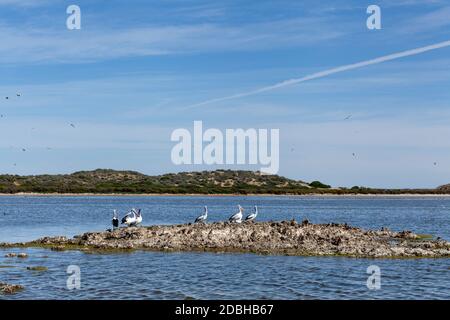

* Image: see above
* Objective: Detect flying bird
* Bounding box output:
[70,123,75,128]
[344,115,352,120]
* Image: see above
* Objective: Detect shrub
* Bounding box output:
[309,181,331,189]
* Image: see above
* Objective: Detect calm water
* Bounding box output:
[0,195,449,300]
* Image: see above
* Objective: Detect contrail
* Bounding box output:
[187,40,450,109]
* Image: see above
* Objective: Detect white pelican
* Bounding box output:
[229,205,243,223]
[134,209,143,225]
[195,206,208,223]
[245,206,258,222]
[121,209,137,226]
[112,210,119,229]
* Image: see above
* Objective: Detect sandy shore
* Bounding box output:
[2,221,449,258]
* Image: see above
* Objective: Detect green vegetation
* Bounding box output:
[309,181,331,189]
[0,169,445,195]
[416,234,434,240]
[26,266,48,271]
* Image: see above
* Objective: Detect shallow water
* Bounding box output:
[0,195,449,300]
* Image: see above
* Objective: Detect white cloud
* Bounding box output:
[0,16,346,64]
[400,6,450,33]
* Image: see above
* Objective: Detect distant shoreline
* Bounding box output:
[2,169,448,197]
[1,192,450,197]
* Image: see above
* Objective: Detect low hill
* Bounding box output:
[436,184,450,193]
[0,169,445,195]
[0,169,311,194]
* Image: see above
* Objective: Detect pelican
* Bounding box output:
[133,208,143,225]
[112,210,119,229]
[229,205,243,223]
[195,206,208,223]
[245,206,258,222]
[121,209,137,226]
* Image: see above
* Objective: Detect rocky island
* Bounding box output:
[2,221,449,258]
[0,282,24,295]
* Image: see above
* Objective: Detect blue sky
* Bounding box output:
[1,0,450,188]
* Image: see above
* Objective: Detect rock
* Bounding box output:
[51,245,66,251]
[5,252,28,258]
[0,221,449,258]
[36,236,67,244]
[26,266,48,271]
[0,282,24,295]
[331,237,342,246]
[4,253,17,258]
[396,230,418,240]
